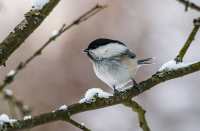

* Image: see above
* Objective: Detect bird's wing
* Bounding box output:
[110,49,136,62]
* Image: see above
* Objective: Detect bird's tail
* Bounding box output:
[137,57,154,65]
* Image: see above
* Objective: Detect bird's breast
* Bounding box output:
[120,56,139,77]
[92,59,132,89]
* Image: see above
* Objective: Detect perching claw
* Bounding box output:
[113,85,120,95]
[131,78,142,93]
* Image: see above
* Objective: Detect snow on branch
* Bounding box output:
[0,4,106,131]
[58,105,68,111]
[32,0,49,10]
[0,114,10,125]
[175,17,200,63]
[0,114,16,131]
[158,17,200,73]
[0,57,200,131]
[1,1,200,131]
[79,88,112,103]
[0,4,106,93]
[0,5,106,122]
[0,0,61,66]
[2,57,200,131]
[158,60,192,71]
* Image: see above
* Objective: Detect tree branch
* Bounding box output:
[177,0,200,12]
[0,4,106,92]
[175,18,200,62]
[3,90,31,117]
[0,0,61,66]
[123,100,150,131]
[68,118,91,131]
[1,14,200,131]
[1,2,200,131]
[0,5,105,130]
[1,60,200,131]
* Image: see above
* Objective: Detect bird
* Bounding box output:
[83,38,152,93]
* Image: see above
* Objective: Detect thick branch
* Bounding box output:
[175,18,200,62]
[123,100,150,131]
[0,0,61,66]
[177,0,200,12]
[2,60,200,131]
[0,4,106,91]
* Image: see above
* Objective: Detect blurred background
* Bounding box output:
[0,0,200,131]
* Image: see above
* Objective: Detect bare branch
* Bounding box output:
[175,17,200,62]
[68,118,91,131]
[0,0,61,66]
[3,89,31,117]
[177,0,200,12]
[123,100,150,131]
[0,4,106,92]
[0,5,105,130]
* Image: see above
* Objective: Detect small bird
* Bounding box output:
[84,38,152,93]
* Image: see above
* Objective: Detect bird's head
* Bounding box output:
[84,38,128,60]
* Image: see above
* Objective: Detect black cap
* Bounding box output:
[86,38,126,50]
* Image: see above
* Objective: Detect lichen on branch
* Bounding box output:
[0,0,61,66]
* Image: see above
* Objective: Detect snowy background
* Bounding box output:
[0,0,200,131]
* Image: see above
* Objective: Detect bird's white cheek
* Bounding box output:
[91,49,107,58]
[91,43,127,58]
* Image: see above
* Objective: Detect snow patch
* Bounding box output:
[3,89,13,97]
[7,70,16,77]
[0,114,10,125]
[79,88,112,103]
[159,60,191,71]
[51,30,59,37]
[23,115,32,120]
[0,114,16,126]
[9,119,17,123]
[32,0,49,10]
[59,105,68,110]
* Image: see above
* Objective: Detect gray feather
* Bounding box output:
[137,58,153,65]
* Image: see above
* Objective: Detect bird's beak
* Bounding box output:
[83,49,89,53]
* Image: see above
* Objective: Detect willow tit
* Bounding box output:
[84,38,152,93]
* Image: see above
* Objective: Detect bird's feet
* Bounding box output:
[131,78,142,93]
[113,86,120,95]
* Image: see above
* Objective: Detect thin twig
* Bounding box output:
[0,4,106,92]
[123,100,150,131]
[177,0,200,12]
[3,89,31,117]
[0,5,105,130]
[7,99,17,118]
[68,118,91,131]
[175,17,200,63]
